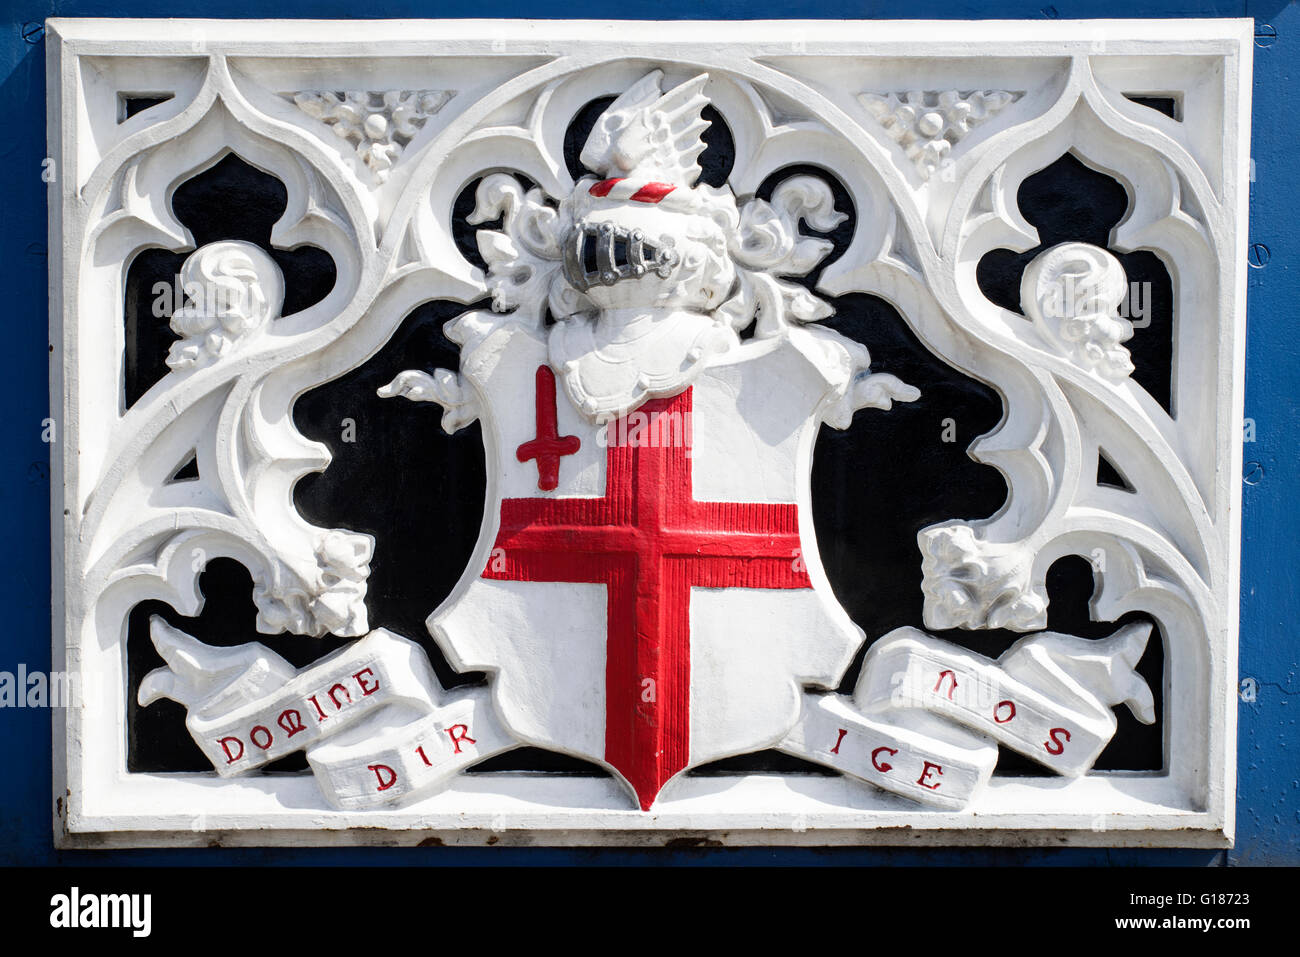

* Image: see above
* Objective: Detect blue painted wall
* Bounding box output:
[1,0,1293,867]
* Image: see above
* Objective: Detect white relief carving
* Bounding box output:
[859,90,1020,178]
[781,621,1157,806]
[377,368,480,432]
[469,173,571,321]
[139,617,512,807]
[165,241,281,371]
[254,529,373,638]
[290,89,455,182]
[416,74,918,426]
[579,70,710,183]
[364,70,1148,815]
[1022,241,1135,381]
[919,524,1048,631]
[64,52,379,656]
[47,19,1251,847]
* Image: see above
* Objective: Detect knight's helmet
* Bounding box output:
[559,71,740,315]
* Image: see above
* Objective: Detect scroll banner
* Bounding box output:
[138,618,513,810]
[141,617,1154,811]
[780,624,1156,809]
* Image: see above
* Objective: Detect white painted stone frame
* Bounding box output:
[47,18,1252,848]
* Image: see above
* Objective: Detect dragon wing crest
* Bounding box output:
[579,70,710,185]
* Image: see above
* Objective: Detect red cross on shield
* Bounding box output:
[428,328,863,811]
[483,371,811,809]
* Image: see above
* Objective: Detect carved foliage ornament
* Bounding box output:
[47,19,1251,846]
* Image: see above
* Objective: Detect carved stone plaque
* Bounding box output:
[47,18,1252,846]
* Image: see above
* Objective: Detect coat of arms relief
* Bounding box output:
[49,20,1250,844]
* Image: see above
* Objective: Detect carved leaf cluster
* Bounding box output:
[860,90,1018,179]
[919,525,1048,631]
[253,530,373,637]
[469,173,573,320]
[719,176,846,337]
[292,89,455,182]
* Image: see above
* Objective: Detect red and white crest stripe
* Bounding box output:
[588,178,677,203]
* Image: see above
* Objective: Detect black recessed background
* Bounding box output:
[126,99,1164,778]
[168,453,200,483]
[120,94,174,122]
[292,300,490,693]
[1097,450,1135,491]
[1124,95,1180,121]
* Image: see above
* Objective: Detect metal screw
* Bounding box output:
[1248,243,1270,268]
[1243,461,1264,486]
[21,22,44,43]
[1255,24,1277,48]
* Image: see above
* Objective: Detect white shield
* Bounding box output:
[430,318,867,808]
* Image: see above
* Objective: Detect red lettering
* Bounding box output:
[369,764,397,791]
[871,746,898,773]
[446,724,476,754]
[933,670,958,700]
[415,745,432,767]
[916,761,944,790]
[249,725,274,750]
[994,700,1017,724]
[328,682,352,709]
[353,668,380,696]
[308,694,327,722]
[1044,727,1071,755]
[277,709,307,737]
[218,736,244,764]
[830,728,848,755]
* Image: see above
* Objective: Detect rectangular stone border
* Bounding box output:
[47,17,1252,848]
